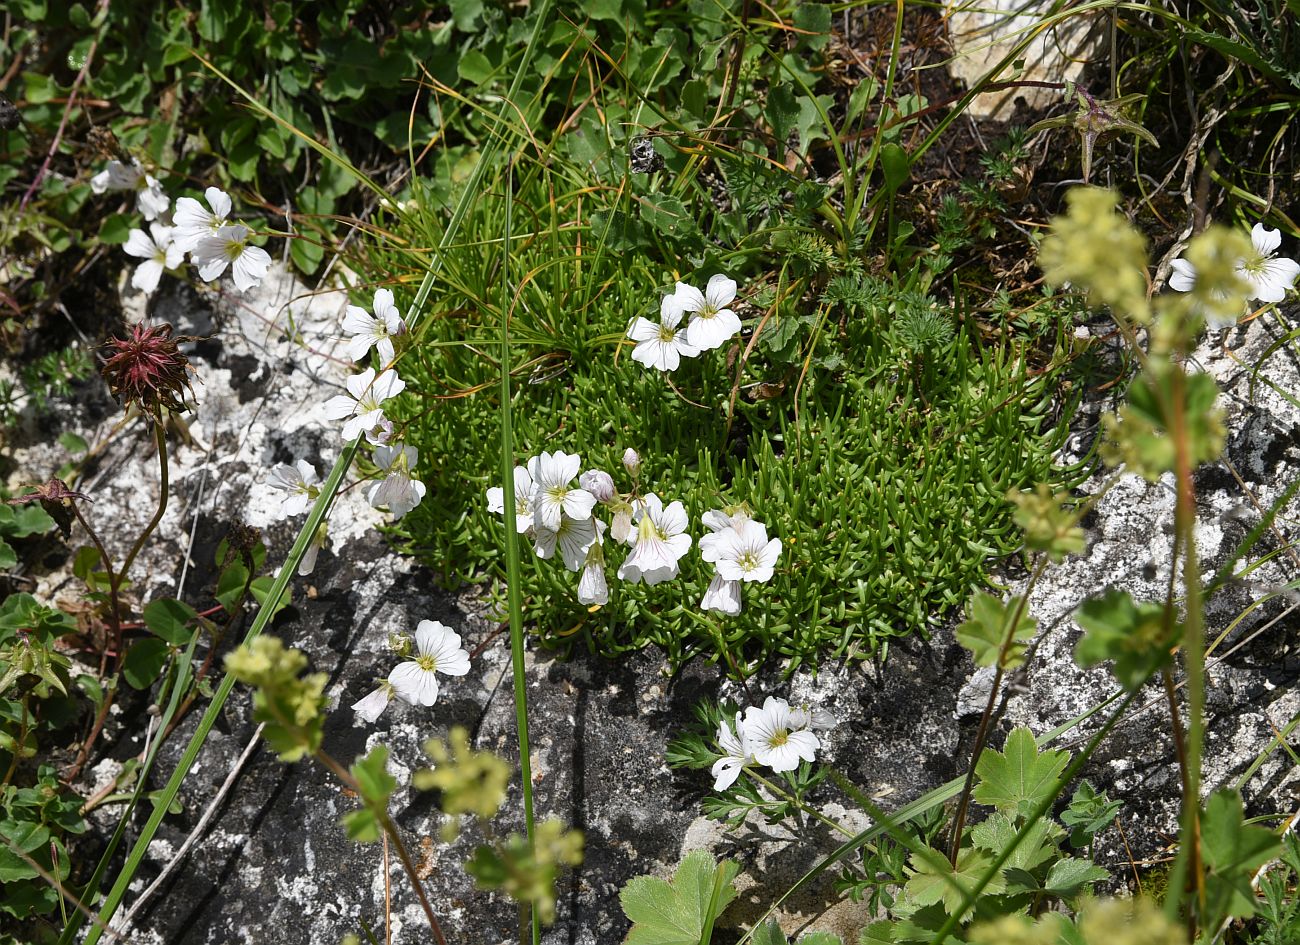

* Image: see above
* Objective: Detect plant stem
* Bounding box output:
[317,751,447,945]
[948,556,1047,864]
[747,771,860,841]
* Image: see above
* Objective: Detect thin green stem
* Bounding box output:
[498,157,539,945]
[119,422,170,581]
[746,771,859,841]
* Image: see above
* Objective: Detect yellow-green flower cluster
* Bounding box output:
[1039,187,1150,323]
[1007,484,1085,563]
[224,636,328,762]
[414,725,512,820]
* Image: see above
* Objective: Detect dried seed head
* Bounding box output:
[100,322,196,418]
[8,478,89,539]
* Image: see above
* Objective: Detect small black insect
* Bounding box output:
[0,93,21,131]
[628,135,663,174]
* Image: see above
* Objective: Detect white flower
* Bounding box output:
[628,293,700,372]
[365,443,426,519]
[90,160,168,220]
[528,451,596,532]
[386,620,471,707]
[621,448,641,476]
[743,696,820,773]
[579,469,615,503]
[534,514,598,571]
[267,459,320,517]
[173,186,232,253]
[789,703,838,732]
[343,288,406,365]
[487,465,536,535]
[352,681,395,723]
[617,492,692,585]
[1168,223,1300,312]
[709,519,781,583]
[298,521,328,576]
[1239,223,1300,303]
[192,224,272,292]
[700,574,741,615]
[123,223,184,295]
[711,713,752,790]
[322,367,405,441]
[675,274,742,351]
[577,519,609,605]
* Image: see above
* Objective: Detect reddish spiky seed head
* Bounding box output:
[100,322,195,417]
[8,478,90,539]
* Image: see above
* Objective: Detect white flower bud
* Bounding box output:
[621,448,641,476]
[579,469,616,503]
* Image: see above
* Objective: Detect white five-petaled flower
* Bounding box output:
[91,160,169,220]
[352,680,396,723]
[192,224,272,293]
[700,574,742,615]
[673,274,742,351]
[528,451,596,532]
[486,465,536,535]
[365,443,426,519]
[322,367,405,441]
[711,713,753,790]
[628,293,701,372]
[743,696,821,773]
[533,514,598,571]
[707,518,782,583]
[123,223,184,295]
[386,620,471,707]
[267,459,320,517]
[617,492,692,585]
[1169,223,1300,313]
[577,521,609,605]
[173,186,233,253]
[343,288,406,365]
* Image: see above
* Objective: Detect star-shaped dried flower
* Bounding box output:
[100,322,197,419]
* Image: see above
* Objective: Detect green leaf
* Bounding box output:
[955,592,1036,669]
[640,193,699,240]
[858,922,894,945]
[904,846,1004,917]
[972,726,1069,818]
[0,540,15,571]
[123,638,169,690]
[1043,857,1109,898]
[58,431,89,455]
[621,849,740,945]
[970,812,1060,871]
[340,808,382,843]
[142,598,197,645]
[798,935,843,945]
[290,237,325,276]
[881,143,910,196]
[1060,780,1121,848]
[792,4,831,50]
[751,919,788,945]
[97,213,133,244]
[1201,789,1281,921]
[457,51,494,85]
[1073,589,1174,690]
[351,745,398,808]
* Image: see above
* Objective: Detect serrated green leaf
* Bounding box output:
[970,811,1060,871]
[751,919,788,945]
[1060,780,1121,848]
[1073,589,1174,690]
[621,849,739,945]
[640,193,698,240]
[955,592,1036,669]
[904,846,1004,917]
[1202,789,1281,921]
[972,726,1069,818]
[1043,857,1109,898]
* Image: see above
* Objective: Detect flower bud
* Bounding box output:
[621,448,640,476]
[579,469,615,503]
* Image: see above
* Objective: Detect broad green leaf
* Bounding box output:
[1074,589,1174,690]
[1202,789,1280,921]
[0,540,15,571]
[881,143,910,196]
[123,638,169,690]
[142,598,198,645]
[955,592,1036,669]
[969,812,1060,871]
[972,726,1069,818]
[858,922,895,945]
[640,193,698,240]
[1043,857,1109,898]
[621,849,739,945]
[904,846,1004,917]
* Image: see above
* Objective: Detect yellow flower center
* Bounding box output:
[416,654,437,673]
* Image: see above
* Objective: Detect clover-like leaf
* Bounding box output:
[1074,589,1175,690]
